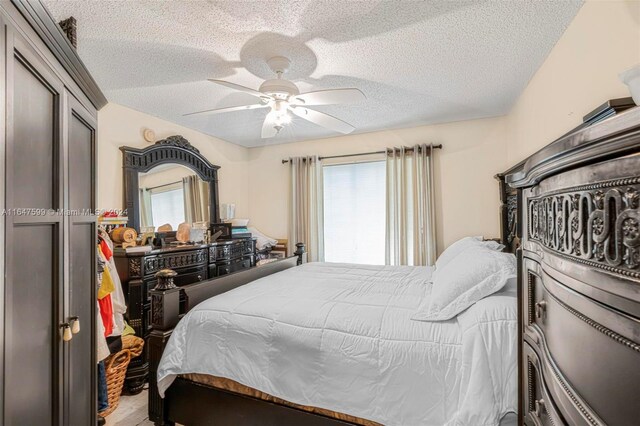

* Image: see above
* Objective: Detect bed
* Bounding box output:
[156,262,517,426]
[148,226,519,426]
[143,130,522,426]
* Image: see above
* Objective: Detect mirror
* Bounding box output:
[138,164,210,231]
[121,135,220,232]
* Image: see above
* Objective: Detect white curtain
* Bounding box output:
[183,175,210,224]
[385,144,437,266]
[139,188,153,228]
[288,156,324,262]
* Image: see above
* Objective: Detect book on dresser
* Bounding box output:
[113,237,257,393]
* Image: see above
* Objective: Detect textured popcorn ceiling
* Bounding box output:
[44,0,583,147]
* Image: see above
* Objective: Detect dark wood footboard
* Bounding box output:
[148,244,306,425]
[164,377,356,426]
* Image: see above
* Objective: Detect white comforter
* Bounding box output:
[157,262,517,426]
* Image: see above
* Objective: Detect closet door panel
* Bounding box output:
[67,223,95,425]
[68,109,94,210]
[4,225,59,426]
[4,29,65,426]
[10,49,59,209]
[66,95,97,425]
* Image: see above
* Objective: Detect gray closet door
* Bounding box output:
[4,28,65,426]
[64,94,97,426]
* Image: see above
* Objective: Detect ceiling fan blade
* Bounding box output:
[290,88,365,106]
[207,79,269,99]
[289,106,355,134]
[183,103,268,117]
[261,113,279,139]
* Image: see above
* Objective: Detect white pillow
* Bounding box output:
[435,236,504,271]
[413,245,516,321]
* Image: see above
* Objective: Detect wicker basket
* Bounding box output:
[98,349,131,417]
[98,335,144,417]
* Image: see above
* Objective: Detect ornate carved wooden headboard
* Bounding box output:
[496,162,524,254]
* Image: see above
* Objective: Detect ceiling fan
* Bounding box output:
[184,56,366,138]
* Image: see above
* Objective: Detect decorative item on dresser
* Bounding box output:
[0,1,107,424]
[502,101,640,425]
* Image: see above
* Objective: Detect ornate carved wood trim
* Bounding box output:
[528,176,640,279]
[57,16,76,47]
[120,135,221,230]
[143,249,208,276]
[129,258,142,277]
[527,271,536,327]
[527,359,536,414]
[121,136,218,178]
[496,166,523,254]
[506,194,518,247]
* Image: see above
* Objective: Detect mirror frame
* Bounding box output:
[120,135,220,231]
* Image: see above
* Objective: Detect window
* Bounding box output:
[150,186,185,230]
[323,161,386,264]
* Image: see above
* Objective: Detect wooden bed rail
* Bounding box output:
[148,243,306,425]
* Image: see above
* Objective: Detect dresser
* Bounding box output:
[506,105,640,425]
[114,238,256,392]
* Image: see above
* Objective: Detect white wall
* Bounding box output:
[97,103,250,218]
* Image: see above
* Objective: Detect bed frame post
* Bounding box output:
[294,242,306,265]
[148,270,181,426]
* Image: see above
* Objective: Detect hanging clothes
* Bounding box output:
[96,234,111,415]
[98,296,114,336]
[97,245,115,299]
[96,301,110,361]
[97,243,114,337]
[99,229,127,336]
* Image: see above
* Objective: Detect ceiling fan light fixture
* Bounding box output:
[189,56,364,139]
[259,78,299,98]
[274,112,291,127]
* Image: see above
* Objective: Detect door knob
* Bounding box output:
[69,316,80,334]
[60,323,73,342]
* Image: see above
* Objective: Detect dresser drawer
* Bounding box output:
[523,258,640,425]
[523,343,566,426]
[210,256,252,277]
[142,248,208,276]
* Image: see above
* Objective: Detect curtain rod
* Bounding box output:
[281,144,442,164]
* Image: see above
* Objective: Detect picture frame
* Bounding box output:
[209,222,232,240]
